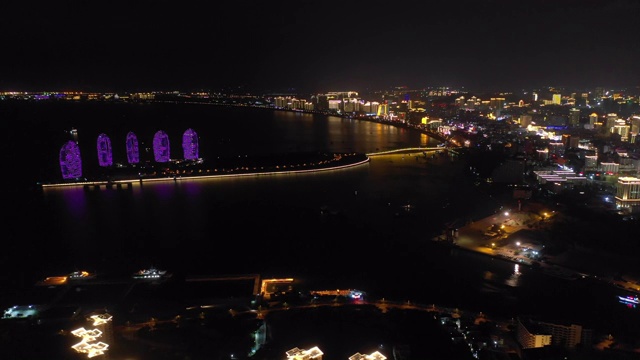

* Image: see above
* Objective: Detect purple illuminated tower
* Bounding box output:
[182,128,199,160]
[97,133,113,167]
[126,131,140,164]
[59,140,82,179]
[153,130,170,162]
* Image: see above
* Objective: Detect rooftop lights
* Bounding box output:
[286,346,324,360]
[90,313,113,326]
[71,340,109,358]
[70,313,112,358]
[348,351,387,360]
[71,327,103,342]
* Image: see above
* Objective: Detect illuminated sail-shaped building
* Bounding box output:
[126,131,140,164]
[59,140,82,179]
[97,133,113,167]
[153,130,170,163]
[182,128,199,160]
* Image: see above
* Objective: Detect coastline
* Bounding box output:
[434,202,640,295]
[40,152,371,188]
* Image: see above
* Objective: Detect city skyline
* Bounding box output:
[3,79,640,358]
[2,0,639,93]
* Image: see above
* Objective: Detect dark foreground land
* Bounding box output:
[0,275,479,360]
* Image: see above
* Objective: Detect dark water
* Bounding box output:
[4,101,640,344]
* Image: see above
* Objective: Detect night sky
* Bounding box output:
[1,0,639,93]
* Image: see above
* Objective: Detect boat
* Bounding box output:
[618,295,639,305]
[68,270,95,280]
[132,267,171,280]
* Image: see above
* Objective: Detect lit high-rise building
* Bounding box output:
[595,87,605,100]
[153,130,170,163]
[615,176,640,212]
[584,155,598,170]
[581,93,589,106]
[548,142,565,157]
[286,346,323,360]
[328,99,341,111]
[630,116,640,134]
[606,113,618,130]
[182,128,199,160]
[569,108,580,127]
[517,316,593,350]
[517,317,552,349]
[126,131,140,164]
[612,124,630,141]
[490,97,505,110]
[369,101,380,114]
[600,162,619,174]
[520,114,533,127]
[343,98,359,113]
[59,140,82,180]
[348,351,387,360]
[377,103,389,116]
[274,96,288,108]
[291,98,304,110]
[97,133,113,167]
[537,320,593,349]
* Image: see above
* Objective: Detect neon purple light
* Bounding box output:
[182,128,199,160]
[59,140,82,179]
[97,133,113,167]
[153,130,170,162]
[126,131,140,164]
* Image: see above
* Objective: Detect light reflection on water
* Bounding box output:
[505,264,521,287]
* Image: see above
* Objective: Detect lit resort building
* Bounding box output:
[286,346,324,360]
[615,176,640,213]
